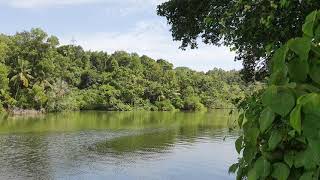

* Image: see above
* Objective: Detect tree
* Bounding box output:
[0,63,9,91]
[10,59,33,99]
[157,0,320,81]
[0,63,9,110]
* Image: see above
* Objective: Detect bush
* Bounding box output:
[46,89,82,112]
[183,96,206,111]
[108,98,132,111]
[155,99,176,111]
[231,11,320,180]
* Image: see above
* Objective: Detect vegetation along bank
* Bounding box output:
[0,29,259,113]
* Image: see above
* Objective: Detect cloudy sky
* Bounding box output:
[0,0,242,71]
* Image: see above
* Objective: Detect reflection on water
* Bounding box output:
[0,111,238,180]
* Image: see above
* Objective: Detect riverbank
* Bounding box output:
[6,108,44,116]
[0,107,237,117]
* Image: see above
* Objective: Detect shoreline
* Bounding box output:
[1,107,236,117]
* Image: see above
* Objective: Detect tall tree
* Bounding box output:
[10,59,33,99]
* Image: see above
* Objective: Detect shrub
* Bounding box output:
[155,99,176,111]
[183,96,206,111]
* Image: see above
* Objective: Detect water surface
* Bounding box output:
[0,111,238,180]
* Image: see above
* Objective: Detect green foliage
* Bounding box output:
[0,29,250,113]
[183,95,206,111]
[157,0,320,82]
[232,11,320,180]
[155,100,176,111]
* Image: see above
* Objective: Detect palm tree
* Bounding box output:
[10,59,33,99]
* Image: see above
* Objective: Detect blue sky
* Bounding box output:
[0,0,241,71]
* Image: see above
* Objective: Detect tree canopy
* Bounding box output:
[0,28,251,113]
[157,0,320,81]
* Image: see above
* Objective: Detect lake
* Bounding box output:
[0,111,239,180]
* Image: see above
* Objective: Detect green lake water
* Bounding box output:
[0,111,238,180]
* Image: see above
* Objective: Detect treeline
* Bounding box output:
[0,28,251,113]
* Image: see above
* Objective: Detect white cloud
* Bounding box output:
[1,0,167,8]
[2,0,100,8]
[60,20,241,71]
[1,0,241,71]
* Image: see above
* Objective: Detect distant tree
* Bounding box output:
[10,59,33,99]
[0,28,250,112]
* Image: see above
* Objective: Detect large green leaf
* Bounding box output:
[254,157,271,178]
[271,163,290,180]
[309,139,320,164]
[297,93,319,105]
[301,94,320,116]
[248,157,271,180]
[288,37,312,61]
[271,45,289,72]
[243,145,257,164]
[269,67,289,85]
[269,45,289,85]
[303,114,320,140]
[262,86,296,117]
[228,163,239,174]
[290,105,302,134]
[309,59,320,84]
[235,136,243,154]
[244,126,260,146]
[259,107,275,133]
[294,147,318,170]
[268,130,283,151]
[288,58,309,82]
[302,10,318,37]
[247,168,258,180]
[296,84,320,94]
[299,172,314,180]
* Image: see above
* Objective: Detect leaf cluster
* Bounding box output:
[231,10,320,180]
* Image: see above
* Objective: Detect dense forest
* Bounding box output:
[0,28,254,113]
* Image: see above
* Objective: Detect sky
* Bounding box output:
[0,0,242,71]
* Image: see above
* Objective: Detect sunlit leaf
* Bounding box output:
[290,105,302,134]
[302,10,318,37]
